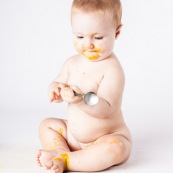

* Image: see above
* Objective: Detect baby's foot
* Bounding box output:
[51,158,65,173]
[36,149,54,168]
[36,149,65,172]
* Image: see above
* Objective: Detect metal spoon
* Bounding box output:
[74,91,99,106]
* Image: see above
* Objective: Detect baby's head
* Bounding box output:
[71,0,122,61]
[71,0,122,29]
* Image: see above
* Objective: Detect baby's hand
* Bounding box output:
[60,85,83,103]
[48,82,66,103]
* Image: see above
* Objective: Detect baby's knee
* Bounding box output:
[106,137,131,165]
[39,118,59,132]
[39,118,54,129]
[39,118,67,133]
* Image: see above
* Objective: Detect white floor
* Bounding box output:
[0,113,173,173]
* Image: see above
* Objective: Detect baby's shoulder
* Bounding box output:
[104,55,124,74]
[61,55,79,71]
[64,54,81,65]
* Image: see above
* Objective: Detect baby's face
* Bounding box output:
[72,11,116,61]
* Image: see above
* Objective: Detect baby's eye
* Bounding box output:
[94,37,103,40]
[77,36,84,39]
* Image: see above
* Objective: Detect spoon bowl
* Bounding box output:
[74,92,99,105]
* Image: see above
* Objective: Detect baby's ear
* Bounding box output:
[115,25,122,39]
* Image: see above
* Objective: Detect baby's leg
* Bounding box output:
[39,118,70,151]
[64,134,131,172]
[36,118,71,172]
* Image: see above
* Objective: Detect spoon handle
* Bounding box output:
[74,91,83,97]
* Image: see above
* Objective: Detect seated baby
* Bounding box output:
[36,0,132,172]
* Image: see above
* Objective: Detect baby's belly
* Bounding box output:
[67,104,123,143]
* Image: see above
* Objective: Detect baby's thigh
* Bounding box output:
[40,117,68,139]
[40,118,81,151]
[94,133,132,163]
[66,126,82,151]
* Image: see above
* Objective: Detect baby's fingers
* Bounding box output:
[50,90,63,103]
[61,87,83,103]
[49,91,56,102]
[61,87,74,99]
[70,85,83,96]
[54,88,60,96]
[69,85,83,103]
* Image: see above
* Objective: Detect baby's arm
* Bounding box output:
[77,66,125,118]
[48,58,71,102]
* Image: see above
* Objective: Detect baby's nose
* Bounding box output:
[85,38,94,49]
[88,43,94,49]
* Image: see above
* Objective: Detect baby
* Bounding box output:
[36,0,132,172]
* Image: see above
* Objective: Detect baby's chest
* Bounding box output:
[68,69,103,93]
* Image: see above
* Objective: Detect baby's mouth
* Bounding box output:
[85,49,97,52]
[83,51,100,60]
[81,47,101,60]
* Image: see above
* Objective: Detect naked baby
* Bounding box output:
[36,0,132,172]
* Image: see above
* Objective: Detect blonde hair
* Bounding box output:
[71,0,122,27]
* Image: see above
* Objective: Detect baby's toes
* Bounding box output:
[36,150,42,166]
[36,159,42,166]
[36,150,42,158]
[43,160,53,170]
[51,164,62,173]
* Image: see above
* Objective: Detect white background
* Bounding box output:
[0,0,173,172]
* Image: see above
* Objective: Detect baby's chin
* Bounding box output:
[85,54,99,60]
[81,54,108,62]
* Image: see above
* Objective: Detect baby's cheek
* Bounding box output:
[73,41,77,49]
[74,41,83,53]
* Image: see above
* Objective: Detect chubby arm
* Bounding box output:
[48,58,71,102]
[76,66,125,118]
[53,58,71,83]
